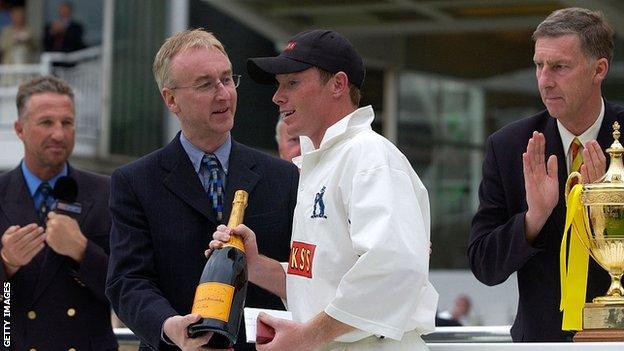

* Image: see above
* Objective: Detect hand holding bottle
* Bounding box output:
[207,224,259,262]
[163,314,232,350]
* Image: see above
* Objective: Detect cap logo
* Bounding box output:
[284,41,296,52]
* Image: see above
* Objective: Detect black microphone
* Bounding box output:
[50,176,82,215]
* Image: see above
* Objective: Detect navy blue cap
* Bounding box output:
[247,30,365,88]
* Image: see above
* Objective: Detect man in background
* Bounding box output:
[437,295,478,326]
[275,118,300,162]
[0,75,116,350]
[43,1,85,53]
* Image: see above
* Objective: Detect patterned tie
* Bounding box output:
[570,137,583,174]
[202,153,225,222]
[37,182,52,223]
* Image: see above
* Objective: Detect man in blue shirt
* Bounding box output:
[0,75,117,350]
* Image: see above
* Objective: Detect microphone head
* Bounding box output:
[52,176,78,203]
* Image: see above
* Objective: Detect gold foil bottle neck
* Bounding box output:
[224,190,248,252]
[227,190,248,228]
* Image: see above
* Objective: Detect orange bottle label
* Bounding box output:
[223,234,245,252]
[191,282,234,322]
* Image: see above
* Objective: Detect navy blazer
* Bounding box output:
[469,101,624,341]
[0,165,116,350]
[106,135,298,350]
[43,20,85,52]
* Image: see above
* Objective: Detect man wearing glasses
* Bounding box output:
[106,29,298,350]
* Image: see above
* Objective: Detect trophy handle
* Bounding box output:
[565,171,583,202]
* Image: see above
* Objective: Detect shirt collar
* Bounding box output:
[21,161,68,197]
[179,132,231,174]
[298,105,375,157]
[557,98,604,159]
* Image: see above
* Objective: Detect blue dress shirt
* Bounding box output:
[21,161,68,210]
[179,132,231,191]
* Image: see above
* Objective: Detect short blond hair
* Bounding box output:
[152,28,228,90]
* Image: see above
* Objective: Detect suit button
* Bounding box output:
[67,308,76,317]
[27,311,36,320]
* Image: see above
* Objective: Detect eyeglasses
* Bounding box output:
[170,74,241,92]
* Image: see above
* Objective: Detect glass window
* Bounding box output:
[398,72,484,268]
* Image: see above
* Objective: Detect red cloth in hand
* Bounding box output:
[256,318,275,345]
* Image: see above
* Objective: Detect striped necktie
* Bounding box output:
[202,153,225,222]
[570,137,583,174]
[37,182,52,224]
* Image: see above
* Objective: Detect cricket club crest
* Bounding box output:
[311,186,328,219]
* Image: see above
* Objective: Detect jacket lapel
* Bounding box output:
[66,166,93,228]
[222,141,260,223]
[159,135,263,225]
[32,165,86,303]
[161,134,217,224]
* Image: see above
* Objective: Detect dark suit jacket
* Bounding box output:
[43,20,85,52]
[469,101,624,341]
[0,165,117,350]
[106,135,298,350]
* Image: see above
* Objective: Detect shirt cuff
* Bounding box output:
[161,317,176,346]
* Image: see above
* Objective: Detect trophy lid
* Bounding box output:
[584,121,624,190]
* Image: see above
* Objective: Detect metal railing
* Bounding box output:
[41,46,103,145]
[0,64,47,127]
[0,47,102,166]
[114,327,624,350]
[424,326,512,343]
[114,326,513,348]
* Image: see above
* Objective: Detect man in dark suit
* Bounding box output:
[106,29,298,350]
[469,7,620,342]
[0,76,116,349]
[43,1,85,53]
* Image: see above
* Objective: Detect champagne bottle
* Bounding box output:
[188,190,249,348]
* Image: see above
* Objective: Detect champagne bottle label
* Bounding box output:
[223,235,245,252]
[191,282,235,322]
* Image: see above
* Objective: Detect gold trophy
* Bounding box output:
[565,122,624,341]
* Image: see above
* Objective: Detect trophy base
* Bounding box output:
[574,302,624,342]
[574,329,624,342]
[593,295,624,305]
[583,302,624,329]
